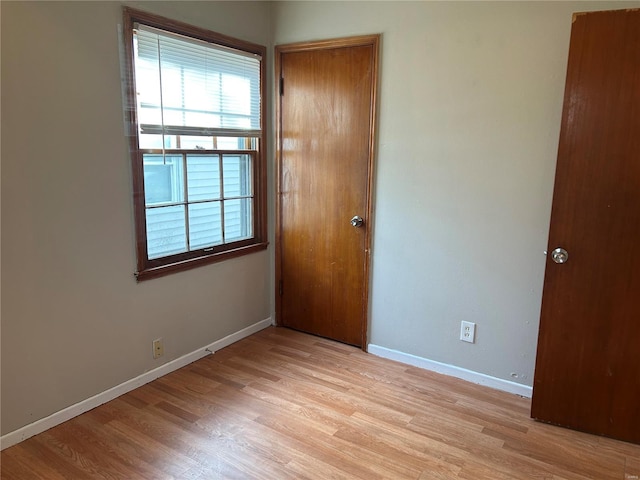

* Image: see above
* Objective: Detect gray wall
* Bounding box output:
[1,1,272,436]
[272,1,637,385]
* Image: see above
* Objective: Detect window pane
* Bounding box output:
[179,136,214,150]
[159,65,184,126]
[143,154,184,205]
[184,70,219,123]
[167,136,248,150]
[189,202,222,249]
[220,74,251,129]
[224,198,253,242]
[187,155,220,201]
[146,205,187,259]
[134,33,163,127]
[223,155,252,197]
[140,134,178,149]
[216,137,247,150]
[140,133,162,149]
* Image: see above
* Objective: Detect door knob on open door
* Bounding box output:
[551,247,569,264]
[350,216,364,228]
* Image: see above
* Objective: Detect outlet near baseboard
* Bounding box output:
[460,322,476,343]
[152,338,164,359]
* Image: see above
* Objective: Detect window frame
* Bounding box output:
[123,8,268,281]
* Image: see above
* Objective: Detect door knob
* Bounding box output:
[551,247,569,264]
[350,216,364,228]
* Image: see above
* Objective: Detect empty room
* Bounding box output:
[1,1,638,478]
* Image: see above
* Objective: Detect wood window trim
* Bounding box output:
[122,8,268,281]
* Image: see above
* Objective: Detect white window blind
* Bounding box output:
[134,24,261,138]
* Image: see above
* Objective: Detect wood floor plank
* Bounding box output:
[1,443,69,480]
[2,326,638,479]
[625,454,640,480]
[253,411,392,480]
[72,414,179,480]
[16,433,95,479]
[42,425,149,480]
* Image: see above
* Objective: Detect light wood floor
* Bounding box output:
[1,327,638,479]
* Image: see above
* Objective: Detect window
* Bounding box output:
[123,8,267,280]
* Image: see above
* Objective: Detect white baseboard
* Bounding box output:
[0,317,273,451]
[368,344,533,398]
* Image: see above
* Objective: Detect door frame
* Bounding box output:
[274,35,380,350]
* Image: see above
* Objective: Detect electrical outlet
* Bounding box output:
[152,338,164,359]
[460,321,476,343]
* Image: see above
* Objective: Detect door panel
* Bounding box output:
[532,9,640,444]
[276,37,379,347]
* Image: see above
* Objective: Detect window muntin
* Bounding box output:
[123,8,267,280]
[142,152,254,260]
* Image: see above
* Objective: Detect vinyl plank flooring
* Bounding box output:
[2,327,638,479]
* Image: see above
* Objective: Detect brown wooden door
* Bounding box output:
[531,9,640,444]
[275,36,379,347]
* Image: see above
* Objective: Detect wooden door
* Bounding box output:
[275,36,379,347]
[531,9,640,444]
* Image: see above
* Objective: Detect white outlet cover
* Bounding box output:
[460,321,476,343]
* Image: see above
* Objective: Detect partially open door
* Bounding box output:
[532,9,640,444]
